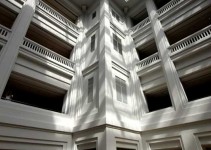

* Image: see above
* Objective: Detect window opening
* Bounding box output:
[115,76,127,103]
[112,10,120,22]
[92,11,96,19]
[113,34,122,54]
[91,34,95,52]
[88,77,94,103]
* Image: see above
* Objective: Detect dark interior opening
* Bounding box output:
[153,0,171,9]
[131,8,148,27]
[202,145,211,150]
[0,45,2,51]
[26,23,73,59]
[2,73,67,113]
[136,39,157,60]
[180,68,211,102]
[144,85,172,112]
[166,6,211,45]
[0,4,17,29]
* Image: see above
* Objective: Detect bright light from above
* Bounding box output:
[125,0,130,2]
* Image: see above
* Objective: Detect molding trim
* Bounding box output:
[112,61,130,77]
[82,61,99,76]
[85,22,100,37]
[110,23,126,38]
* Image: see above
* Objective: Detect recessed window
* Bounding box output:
[0,45,2,51]
[92,11,96,19]
[88,77,94,103]
[112,10,120,22]
[115,76,127,103]
[113,34,122,54]
[91,34,95,52]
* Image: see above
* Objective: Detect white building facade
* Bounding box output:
[0,0,211,149]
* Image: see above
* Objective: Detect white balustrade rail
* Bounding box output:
[136,52,160,70]
[22,38,75,69]
[0,24,11,40]
[157,0,183,16]
[37,0,79,33]
[169,25,211,54]
[131,0,183,34]
[131,17,150,34]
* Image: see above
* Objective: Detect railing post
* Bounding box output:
[146,0,188,110]
[0,0,38,97]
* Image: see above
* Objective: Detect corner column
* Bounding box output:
[98,0,114,123]
[146,0,188,110]
[0,0,38,96]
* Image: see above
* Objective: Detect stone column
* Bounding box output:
[181,131,199,150]
[68,15,85,117]
[146,0,188,110]
[0,0,38,96]
[98,0,114,122]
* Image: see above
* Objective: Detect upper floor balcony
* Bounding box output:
[136,23,211,113]
[0,22,75,115]
[131,0,210,49]
[1,0,80,47]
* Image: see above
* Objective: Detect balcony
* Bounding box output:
[0,23,75,113]
[35,0,79,45]
[131,17,152,48]
[0,24,75,89]
[137,24,211,73]
[2,0,79,47]
[131,0,210,49]
[136,24,211,107]
[0,24,11,43]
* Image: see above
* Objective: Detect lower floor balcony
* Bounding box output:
[0,24,75,113]
[136,24,211,112]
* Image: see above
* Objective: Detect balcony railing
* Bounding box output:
[136,52,160,70]
[131,17,150,34]
[37,0,79,33]
[0,24,11,41]
[22,38,75,69]
[169,25,211,54]
[131,0,183,34]
[157,0,183,16]
[136,25,211,71]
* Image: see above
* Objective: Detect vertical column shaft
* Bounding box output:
[0,0,38,96]
[98,0,113,121]
[181,131,200,150]
[146,0,188,110]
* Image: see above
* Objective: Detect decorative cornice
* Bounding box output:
[112,61,130,77]
[110,22,126,39]
[82,61,99,76]
[85,22,100,37]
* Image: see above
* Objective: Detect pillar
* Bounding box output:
[146,0,188,110]
[0,0,38,96]
[98,0,114,121]
[181,131,199,150]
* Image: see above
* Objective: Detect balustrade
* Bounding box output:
[131,17,150,34]
[136,52,160,70]
[0,24,11,40]
[157,0,183,16]
[136,25,211,71]
[131,0,184,34]
[22,38,75,69]
[169,25,211,54]
[37,0,79,33]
